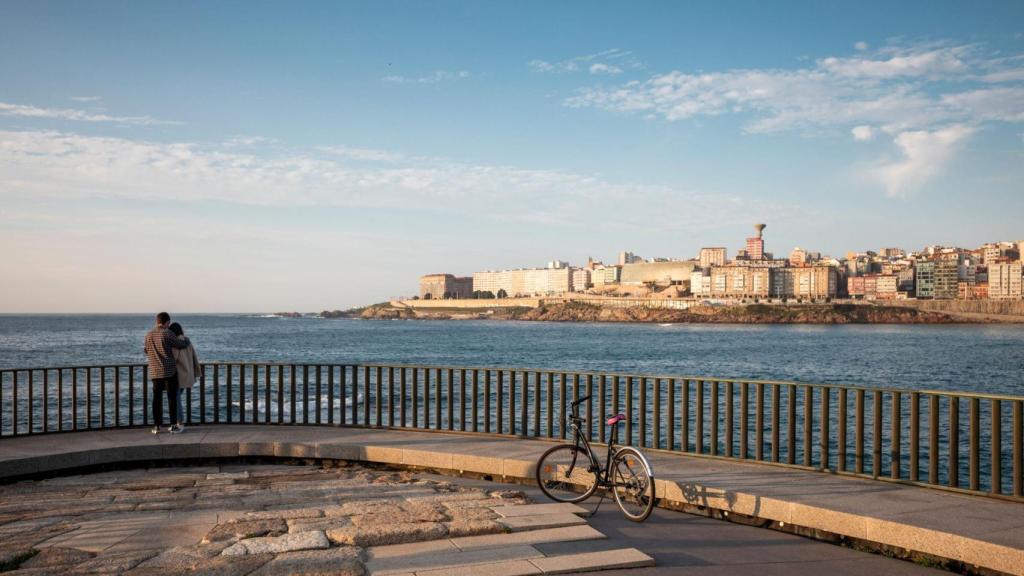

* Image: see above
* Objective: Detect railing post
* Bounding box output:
[471,369,478,432]
[411,368,418,428]
[710,381,718,455]
[43,369,50,432]
[625,376,633,446]
[771,384,780,462]
[508,371,516,435]
[855,388,864,474]
[970,397,980,491]
[725,381,734,457]
[872,390,882,477]
[642,377,651,449]
[564,373,573,439]
[435,368,443,431]
[653,377,661,450]
[482,370,489,433]
[838,388,847,472]
[738,382,747,459]
[463,368,469,432]
[950,396,960,488]
[599,374,607,443]
[534,371,542,437]
[447,368,454,431]
[788,384,796,465]
[327,365,335,426]
[668,378,676,451]
[695,380,704,454]
[363,366,371,426]
[804,385,813,467]
[755,383,764,461]
[929,394,939,484]
[910,392,919,482]
[376,366,384,426]
[520,371,529,436]
[586,374,594,441]
[820,387,830,471]
[315,365,323,425]
[389,367,397,428]
[682,379,691,453]
[495,370,503,434]
[400,368,407,428]
[891,391,901,479]
[992,398,1002,495]
[1013,400,1022,497]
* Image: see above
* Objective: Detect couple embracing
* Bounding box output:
[143,312,201,434]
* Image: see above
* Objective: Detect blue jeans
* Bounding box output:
[175,387,185,425]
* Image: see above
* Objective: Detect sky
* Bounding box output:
[1,0,1023,312]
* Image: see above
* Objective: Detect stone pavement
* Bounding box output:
[0,425,1022,574]
[0,463,655,575]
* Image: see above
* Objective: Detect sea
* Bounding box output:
[1,314,1022,395]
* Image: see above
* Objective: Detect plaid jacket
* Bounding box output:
[143,326,191,379]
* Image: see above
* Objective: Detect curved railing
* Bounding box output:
[1,362,1021,501]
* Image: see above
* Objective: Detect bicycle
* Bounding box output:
[535,395,656,522]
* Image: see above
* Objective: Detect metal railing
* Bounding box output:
[1,362,1021,500]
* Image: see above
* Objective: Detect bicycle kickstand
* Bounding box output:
[584,487,608,518]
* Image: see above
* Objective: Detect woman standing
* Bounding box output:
[167,322,201,433]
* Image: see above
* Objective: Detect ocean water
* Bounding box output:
[1,314,1022,395]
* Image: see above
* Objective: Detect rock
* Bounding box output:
[488,490,528,500]
[19,547,94,568]
[0,547,36,571]
[203,518,288,543]
[326,522,447,547]
[221,531,330,556]
[249,548,365,576]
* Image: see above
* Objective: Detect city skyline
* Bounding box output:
[2,1,1024,312]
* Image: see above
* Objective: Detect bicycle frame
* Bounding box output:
[565,407,620,489]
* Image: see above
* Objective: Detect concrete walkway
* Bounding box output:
[1,425,1022,575]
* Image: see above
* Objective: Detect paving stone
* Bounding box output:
[202,518,288,543]
[449,525,606,551]
[490,503,588,518]
[288,516,353,534]
[244,507,324,520]
[497,513,587,532]
[221,530,330,556]
[0,547,37,571]
[416,559,540,576]
[67,549,159,574]
[366,540,456,560]
[206,472,250,480]
[249,547,365,576]
[527,547,654,574]
[443,519,506,538]
[177,552,273,576]
[19,546,95,568]
[364,543,542,575]
[327,522,447,547]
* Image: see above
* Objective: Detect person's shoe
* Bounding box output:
[176,423,186,433]
[151,426,160,434]
[167,426,178,434]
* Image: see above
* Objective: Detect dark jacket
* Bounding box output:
[144,326,191,379]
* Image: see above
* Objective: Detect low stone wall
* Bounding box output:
[900,298,1024,316]
[393,298,541,309]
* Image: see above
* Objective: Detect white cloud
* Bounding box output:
[873,125,975,198]
[382,70,469,84]
[565,41,1023,134]
[0,129,796,232]
[854,41,869,51]
[317,145,404,162]
[589,63,622,75]
[851,125,875,141]
[530,49,637,74]
[69,96,102,102]
[0,101,178,126]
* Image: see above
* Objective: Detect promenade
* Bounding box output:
[2,425,1022,575]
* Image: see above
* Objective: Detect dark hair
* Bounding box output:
[168,322,184,336]
[156,312,171,324]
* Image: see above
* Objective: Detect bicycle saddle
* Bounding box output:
[606,413,626,425]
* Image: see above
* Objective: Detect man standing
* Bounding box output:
[144,312,191,434]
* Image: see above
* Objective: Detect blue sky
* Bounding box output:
[1,1,1023,312]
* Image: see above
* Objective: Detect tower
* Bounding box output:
[746,224,766,260]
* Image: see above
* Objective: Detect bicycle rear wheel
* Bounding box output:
[536,444,599,503]
[611,447,656,521]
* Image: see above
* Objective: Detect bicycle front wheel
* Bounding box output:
[611,447,656,522]
[536,444,599,503]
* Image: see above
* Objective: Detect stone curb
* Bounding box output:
[1,432,1021,575]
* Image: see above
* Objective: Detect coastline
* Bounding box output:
[357,301,1024,324]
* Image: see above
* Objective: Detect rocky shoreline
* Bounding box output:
[358,302,980,324]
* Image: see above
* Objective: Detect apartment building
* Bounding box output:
[989,261,1023,299]
[419,274,473,300]
[699,247,727,268]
